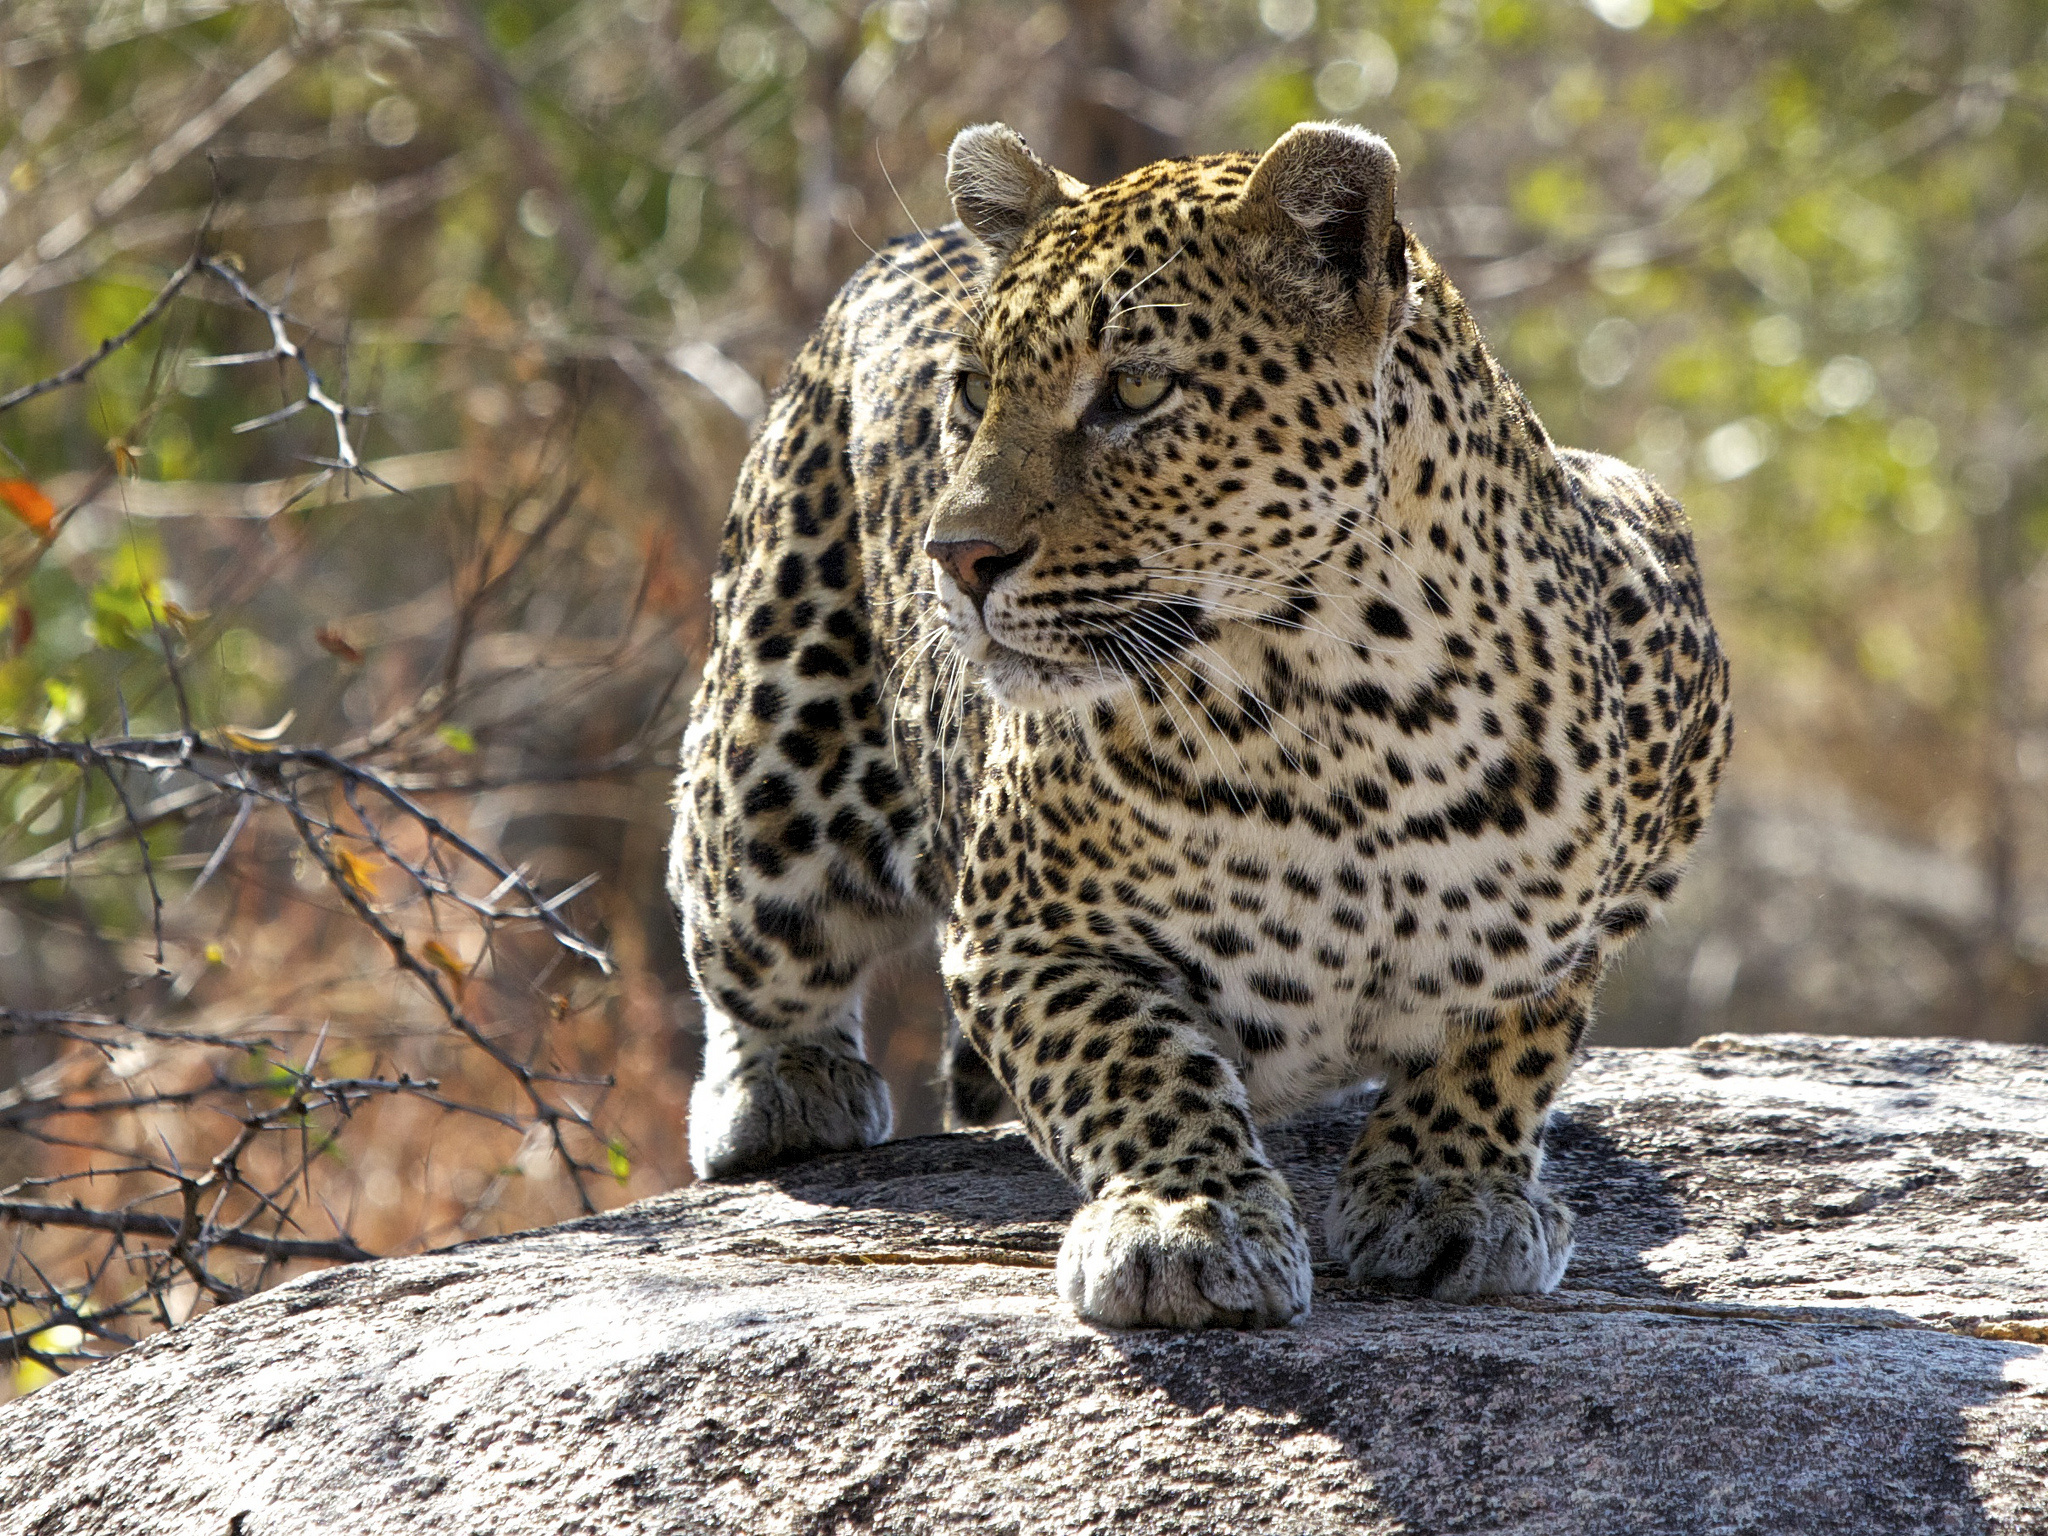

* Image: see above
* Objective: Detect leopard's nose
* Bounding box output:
[927,537,1034,604]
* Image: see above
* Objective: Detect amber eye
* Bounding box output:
[958,372,990,415]
[1112,371,1171,412]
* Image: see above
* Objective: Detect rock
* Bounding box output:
[3,1034,2046,1536]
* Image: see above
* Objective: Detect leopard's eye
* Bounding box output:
[958,372,990,415]
[1112,371,1171,412]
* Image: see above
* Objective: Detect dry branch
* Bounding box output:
[0,229,675,1381]
[0,248,207,415]
[0,1202,374,1264]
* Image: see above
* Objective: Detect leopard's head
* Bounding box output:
[926,121,1416,711]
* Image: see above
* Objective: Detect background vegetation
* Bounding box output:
[3,0,2043,1390]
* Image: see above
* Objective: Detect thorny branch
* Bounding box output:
[190,256,392,496]
[2,235,682,1389]
[0,237,392,564]
[0,1202,376,1265]
[0,735,612,965]
[0,246,207,416]
[0,1060,437,1376]
[0,705,631,1368]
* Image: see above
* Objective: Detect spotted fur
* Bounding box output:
[670,122,1730,1328]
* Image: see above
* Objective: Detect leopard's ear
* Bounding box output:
[946,124,1084,258]
[1237,122,1409,312]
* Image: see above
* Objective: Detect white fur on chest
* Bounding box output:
[1138,802,1588,1120]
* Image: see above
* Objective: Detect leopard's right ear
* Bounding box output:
[946,124,1084,259]
[1234,122,1409,332]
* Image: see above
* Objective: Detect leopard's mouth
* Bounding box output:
[962,623,1123,710]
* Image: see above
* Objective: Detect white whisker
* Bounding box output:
[845,220,987,339]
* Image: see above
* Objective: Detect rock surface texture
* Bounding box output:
[3,1033,2046,1536]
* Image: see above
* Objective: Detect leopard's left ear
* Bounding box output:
[946,124,1086,260]
[1237,122,1409,319]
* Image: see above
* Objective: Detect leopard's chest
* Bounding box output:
[966,637,1618,1118]
[1129,801,1594,1115]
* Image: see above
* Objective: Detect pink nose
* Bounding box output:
[927,538,1030,603]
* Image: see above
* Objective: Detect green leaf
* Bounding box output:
[607,1137,631,1185]
[436,723,477,754]
[241,1046,300,1094]
[87,576,166,651]
[41,677,84,725]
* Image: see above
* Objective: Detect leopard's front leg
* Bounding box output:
[946,944,1311,1330]
[1327,970,1593,1299]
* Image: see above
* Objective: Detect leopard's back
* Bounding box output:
[1560,446,1732,934]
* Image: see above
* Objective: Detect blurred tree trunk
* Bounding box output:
[1972,465,2047,1033]
[1053,0,1180,184]
[791,22,858,316]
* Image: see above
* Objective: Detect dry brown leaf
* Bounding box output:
[219,710,296,750]
[0,479,57,536]
[331,845,381,902]
[315,625,364,664]
[422,939,468,981]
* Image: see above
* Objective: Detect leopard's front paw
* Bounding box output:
[1057,1178,1311,1329]
[688,1038,893,1180]
[1326,1161,1573,1300]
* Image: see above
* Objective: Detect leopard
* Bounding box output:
[669,121,1730,1329]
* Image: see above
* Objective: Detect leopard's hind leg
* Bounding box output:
[672,660,938,1180]
[670,366,940,1181]
[939,992,1012,1129]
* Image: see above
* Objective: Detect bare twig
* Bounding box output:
[0,730,612,969]
[0,248,206,414]
[192,257,391,489]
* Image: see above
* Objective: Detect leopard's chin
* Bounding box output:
[969,632,1124,713]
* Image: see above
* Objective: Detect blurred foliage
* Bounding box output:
[2,0,2045,1384]
[0,0,2039,835]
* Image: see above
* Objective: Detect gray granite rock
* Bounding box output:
[3,1034,2046,1535]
